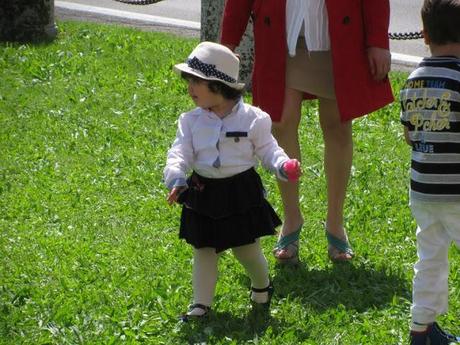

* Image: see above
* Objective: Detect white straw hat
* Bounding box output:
[174,41,245,90]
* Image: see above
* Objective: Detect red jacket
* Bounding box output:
[221,0,394,122]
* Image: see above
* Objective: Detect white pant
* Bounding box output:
[410,200,460,324]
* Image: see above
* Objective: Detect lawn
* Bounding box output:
[0,21,459,344]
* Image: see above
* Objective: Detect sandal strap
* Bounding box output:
[274,225,302,250]
[250,281,274,308]
[326,231,353,255]
[251,284,272,293]
[180,303,211,322]
[188,303,211,313]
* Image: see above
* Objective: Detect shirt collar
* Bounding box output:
[203,97,243,120]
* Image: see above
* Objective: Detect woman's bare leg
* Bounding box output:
[271,88,305,260]
[318,97,353,261]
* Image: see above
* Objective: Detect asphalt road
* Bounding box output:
[55,0,427,59]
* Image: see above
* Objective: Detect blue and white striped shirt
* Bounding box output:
[400,56,460,202]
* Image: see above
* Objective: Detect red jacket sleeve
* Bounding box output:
[220,0,254,48]
[362,0,390,50]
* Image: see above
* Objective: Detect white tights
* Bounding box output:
[190,239,270,314]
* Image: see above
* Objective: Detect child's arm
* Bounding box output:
[163,114,193,203]
[167,186,187,205]
[251,113,300,181]
[400,106,412,146]
[403,127,411,146]
[281,159,301,181]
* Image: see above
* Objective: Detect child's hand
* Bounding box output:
[167,186,186,205]
[282,159,301,182]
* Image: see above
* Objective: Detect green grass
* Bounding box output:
[0,21,459,344]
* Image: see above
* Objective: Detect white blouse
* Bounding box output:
[163,99,290,189]
[286,0,330,56]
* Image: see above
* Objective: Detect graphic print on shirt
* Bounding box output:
[405,90,450,131]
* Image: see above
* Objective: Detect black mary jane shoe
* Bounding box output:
[250,282,274,310]
[179,303,211,323]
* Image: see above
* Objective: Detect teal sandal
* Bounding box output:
[325,230,354,262]
[273,226,302,265]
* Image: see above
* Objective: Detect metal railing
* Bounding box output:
[113,0,160,4]
[389,31,423,40]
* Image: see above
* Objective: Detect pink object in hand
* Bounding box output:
[283,159,300,181]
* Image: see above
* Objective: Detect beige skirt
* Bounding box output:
[285,38,336,100]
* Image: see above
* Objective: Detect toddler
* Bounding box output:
[400,0,460,343]
[164,41,301,320]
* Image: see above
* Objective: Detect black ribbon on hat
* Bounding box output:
[187,57,236,84]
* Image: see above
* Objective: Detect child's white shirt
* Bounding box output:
[164,99,289,189]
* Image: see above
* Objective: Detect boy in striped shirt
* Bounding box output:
[400,0,460,344]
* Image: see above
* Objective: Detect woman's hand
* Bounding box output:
[167,186,186,205]
[367,47,391,81]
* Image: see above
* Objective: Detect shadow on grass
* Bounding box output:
[175,309,282,344]
[173,262,410,344]
[174,262,409,343]
[273,261,410,312]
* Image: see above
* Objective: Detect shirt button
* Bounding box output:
[343,16,351,25]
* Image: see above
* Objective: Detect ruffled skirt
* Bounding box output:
[178,168,281,252]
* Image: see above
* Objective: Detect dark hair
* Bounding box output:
[422,0,460,45]
[181,72,243,100]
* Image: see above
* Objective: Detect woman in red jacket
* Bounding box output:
[221,0,393,263]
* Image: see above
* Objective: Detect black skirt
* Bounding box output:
[178,168,281,253]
